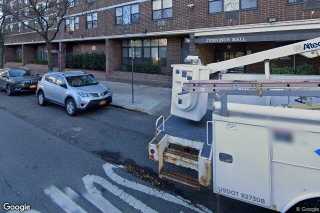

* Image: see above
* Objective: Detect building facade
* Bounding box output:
[5,0,320,75]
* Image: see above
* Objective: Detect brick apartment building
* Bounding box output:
[4,0,320,75]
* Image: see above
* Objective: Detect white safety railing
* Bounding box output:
[155,115,165,135]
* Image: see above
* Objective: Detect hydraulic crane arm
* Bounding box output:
[206,36,320,78]
[171,36,320,121]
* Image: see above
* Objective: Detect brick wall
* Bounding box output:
[105,39,122,73]
[6,0,320,44]
[166,37,183,74]
[4,46,19,62]
[22,45,37,64]
[67,41,106,55]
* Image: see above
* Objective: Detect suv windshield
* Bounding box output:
[66,74,98,87]
[9,69,30,77]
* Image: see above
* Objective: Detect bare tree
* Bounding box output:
[0,0,9,68]
[9,0,70,71]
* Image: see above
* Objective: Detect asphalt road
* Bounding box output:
[0,92,274,213]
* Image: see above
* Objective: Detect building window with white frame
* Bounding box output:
[66,16,79,31]
[241,0,257,9]
[122,38,168,67]
[116,4,139,25]
[209,0,223,13]
[152,0,173,20]
[86,12,97,29]
[288,0,304,3]
[209,0,257,13]
[68,0,78,7]
[18,22,22,32]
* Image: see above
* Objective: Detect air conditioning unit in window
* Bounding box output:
[187,3,194,8]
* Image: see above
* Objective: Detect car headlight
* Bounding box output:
[78,92,91,97]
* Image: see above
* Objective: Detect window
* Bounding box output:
[45,75,55,84]
[288,0,304,3]
[86,13,97,29]
[209,0,257,13]
[68,0,78,7]
[37,48,48,62]
[18,22,22,32]
[241,0,257,9]
[122,38,167,66]
[23,21,29,30]
[209,0,223,13]
[116,4,139,25]
[55,75,66,87]
[224,0,239,11]
[152,0,172,20]
[66,16,79,31]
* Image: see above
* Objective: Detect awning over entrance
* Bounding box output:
[195,29,320,44]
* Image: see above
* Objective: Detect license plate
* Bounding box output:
[29,85,37,89]
[99,100,107,106]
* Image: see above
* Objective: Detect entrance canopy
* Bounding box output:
[194,19,320,44]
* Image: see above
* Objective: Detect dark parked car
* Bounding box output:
[0,68,41,96]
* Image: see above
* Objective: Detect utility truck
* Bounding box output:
[148,37,320,212]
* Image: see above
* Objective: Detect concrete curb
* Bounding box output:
[110,103,154,115]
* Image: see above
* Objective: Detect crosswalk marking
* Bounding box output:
[42,163,212,213]
[44,185,88,213]
[83,175,157,213]
[103,163,212,213]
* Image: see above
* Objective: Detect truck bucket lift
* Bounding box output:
[149,79,320,189]
[149,37,320,190]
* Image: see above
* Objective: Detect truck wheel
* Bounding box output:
[65,98,77,116]
[37,91,46,106]
[6,85,13,96]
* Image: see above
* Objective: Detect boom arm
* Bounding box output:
[206,36,320,78]
[171,36,320,121]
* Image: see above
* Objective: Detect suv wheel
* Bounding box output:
[6,85,13,96]
[37,91,46,106]
[65,98,77,116]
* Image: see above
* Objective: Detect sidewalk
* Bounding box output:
[106,71,172,88]
[5,63,172,117]
[103,81,172,117]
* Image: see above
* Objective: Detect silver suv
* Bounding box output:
[37,71,112,116]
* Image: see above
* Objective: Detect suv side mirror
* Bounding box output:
[60,83,67,89]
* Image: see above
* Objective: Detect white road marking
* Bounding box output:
[8,211,41,213]
[82,175,157,213]
[103,163,212,213]
[44,185,87,213]
[64,187,80,201]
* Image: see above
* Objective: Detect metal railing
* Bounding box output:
[155,115,165,135]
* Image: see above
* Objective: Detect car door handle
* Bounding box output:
[219,153,233,163]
